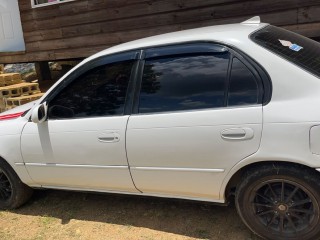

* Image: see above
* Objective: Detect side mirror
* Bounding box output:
[31,103,47,123]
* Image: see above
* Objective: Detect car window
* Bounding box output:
[228,57,259,106]
[138,53,230,113]
[251,25,320,77]
[48,61,134,119]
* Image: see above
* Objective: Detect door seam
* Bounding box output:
[125,116,142,193]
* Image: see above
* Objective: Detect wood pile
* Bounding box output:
[0,72,44,112]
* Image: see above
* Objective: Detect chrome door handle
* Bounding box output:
[98,132,120,143]
[221,128,254,140]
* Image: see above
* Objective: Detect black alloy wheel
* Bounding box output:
[251,180,317,236]
[236,164,320,240]
[0,169,12,202]
[0,159,33,210]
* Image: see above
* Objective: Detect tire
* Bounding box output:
[0,159,33,209]
[235,164,320,240]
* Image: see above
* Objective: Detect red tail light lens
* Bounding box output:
[0,112,24,121]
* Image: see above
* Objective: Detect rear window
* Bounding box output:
[250,25,320,77]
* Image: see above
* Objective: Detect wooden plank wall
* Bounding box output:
[1,0,320,63]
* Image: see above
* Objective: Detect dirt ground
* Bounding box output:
[0,190,263,240]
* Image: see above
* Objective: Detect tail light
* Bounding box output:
[0,112,24,121]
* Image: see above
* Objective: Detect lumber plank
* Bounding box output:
[24,8,297,52]
[21,0,320,32]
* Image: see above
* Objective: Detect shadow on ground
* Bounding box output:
[10,190,261,239]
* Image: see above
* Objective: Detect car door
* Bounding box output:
[21,51,139,193]
[126,43,265,201]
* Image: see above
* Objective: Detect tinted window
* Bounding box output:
[48,61,133,119]
[228,58,258,106]
[139,53,230,113]
[251,25,320,77]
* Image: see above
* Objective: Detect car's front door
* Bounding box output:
[126,43,265,201]
[21,52,139,193]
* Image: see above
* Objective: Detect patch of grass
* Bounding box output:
[140,236,156,240]
[0,230,12,239]
[124,224,133,230]
[195,229,210,239]
[65,206,79,221]
[35,216,57,240]
[11,217,18,221]
[40,215,56,227]
[66,229,78,239]
[33,234,46,240]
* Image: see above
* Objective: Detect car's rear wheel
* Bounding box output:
[0,160,33,209]
[235,164,320,240]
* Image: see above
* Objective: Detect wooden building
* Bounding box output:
[1,0,320,64]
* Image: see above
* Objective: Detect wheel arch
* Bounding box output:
[0,155,34,209]
[0,154,18,171]
[0,154,35,186]
[222,160,320,202]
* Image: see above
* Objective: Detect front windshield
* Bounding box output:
[250,25,320,77]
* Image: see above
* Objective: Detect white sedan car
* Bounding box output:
[1,17,320,240]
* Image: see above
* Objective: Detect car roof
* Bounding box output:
[86,21,269,62]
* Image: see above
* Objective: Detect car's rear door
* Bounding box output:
[21,51,139,192]
[126,43,264,201]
